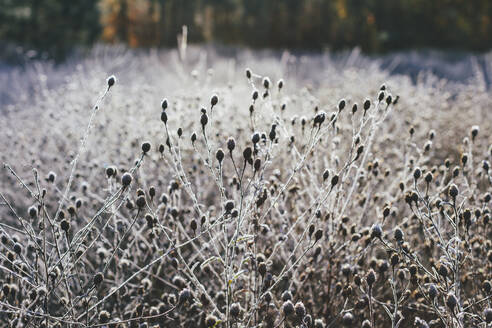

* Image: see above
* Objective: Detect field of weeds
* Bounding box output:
[0,46,491,328]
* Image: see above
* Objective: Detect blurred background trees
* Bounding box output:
[1,0,491,60]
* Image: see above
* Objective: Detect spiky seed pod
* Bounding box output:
[141,142,151,154]
[413,168,421,180]
[282,300,294,316]
[121,172,132,187]
[263,77,271,89]
[246,68,252,79]
[428,285,438,301]
[314,229,323,242]
[107,75,116,88]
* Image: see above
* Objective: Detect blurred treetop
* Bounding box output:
[1,0,491,59]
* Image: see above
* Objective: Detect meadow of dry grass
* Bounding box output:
[0,45,491,328]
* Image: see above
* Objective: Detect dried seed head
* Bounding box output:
[363,99,371,111]
[277,79,284,90]
[425,172,433,184]
[107,75,116,88]
[136,196,146,209]
[362,319,372,328]
[471,125,479,141]
[314,111,326,126]
[352,103,358,114]
[93,272,104,286]
[446,293,458,311]
[331,175,339,187]
[243,147,252,162]
[314,319,325,328]
[366,269,376,287]
[342,312,354,326]
[161,98,168,110]
[13,242,22,254]
[211,94,219,108]
[216,148,224,163]
[227,137,236,152]
[282,300,294,316]
[141,141,151,154]
[28,205,38,219]
[60,219,70,233]
[323,170,329,181]
[338,99,346,112]
[205,314,218,327]
[413,167,421,180]
[370,223,382,239]
[98,310,110,323]
[449,184,459,199]
[47,171,56,183]
[200,113,209,128]
[178,288,192,304]
[294,301,306,318]
[224,200,235,213]
[263,77,271,89]
[121,172,132,187]
[252,132,260,144]
[282,290,292,301]
[484,308,492,324]
[230,302,241,317]
[394,227,404,241]
[254,158,261,172]
[246,68,252,79]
